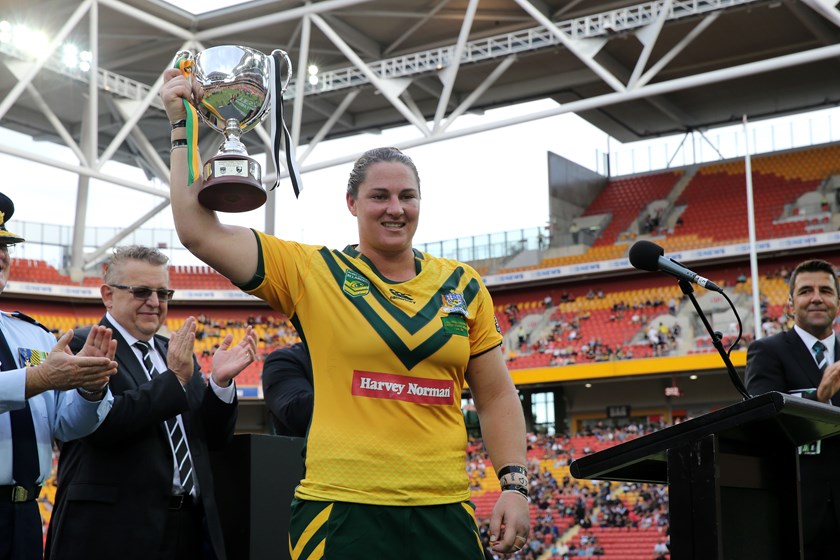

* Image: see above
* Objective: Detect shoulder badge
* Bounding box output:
[9,311,52,333]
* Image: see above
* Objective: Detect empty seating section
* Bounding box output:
[665,144,840,248]
[9,258,77,285]
[751,143,840,181]
[586,172,682,248]
[735,275,789,307]
[536,245,627,272]
[9,260,237,290]
[500,143,840,276]
[674,169,814,246]
[169,264,238,290]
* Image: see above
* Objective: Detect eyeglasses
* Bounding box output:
[0,244,15,255]
[108,284,175,302]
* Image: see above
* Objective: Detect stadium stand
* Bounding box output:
[169,264,239,290]
[468,428,671,559]
[502,143,840,275]
[587,171,683,248]
[11,258,78,286]
[10,259,238,290]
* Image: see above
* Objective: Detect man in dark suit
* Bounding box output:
[746,258,840,560]
[45,245,257,560]
[261,342,313,437]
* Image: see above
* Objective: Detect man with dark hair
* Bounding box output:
[0,191,117,560]
[746,258,840,559]
[261,342,313,437]
[45,245,257,560]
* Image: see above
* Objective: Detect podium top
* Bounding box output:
[570,391,840,484]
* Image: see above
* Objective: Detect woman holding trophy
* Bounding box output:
[160,54,529,559]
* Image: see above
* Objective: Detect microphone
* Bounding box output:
[628,240,724,293]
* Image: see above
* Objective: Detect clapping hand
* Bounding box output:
[75,326,118,394]
[211,325,257,387]
[817,362,840,403]
[167,317,197,386]
[76,325,118,360]
[26,329,117,398]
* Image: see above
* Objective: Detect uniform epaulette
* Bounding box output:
[6,311,52,333]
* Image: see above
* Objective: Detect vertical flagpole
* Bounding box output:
[743,115,762,341]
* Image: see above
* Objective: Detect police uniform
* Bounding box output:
[0,192,113,560]
[241,230,502,560]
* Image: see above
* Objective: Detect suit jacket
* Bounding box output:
[261,342,313,437]
[745,329,840,544]
[44,316,237,560]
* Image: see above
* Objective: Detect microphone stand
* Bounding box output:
[679,279,751,400]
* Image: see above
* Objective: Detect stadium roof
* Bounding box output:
[2,0,840,275]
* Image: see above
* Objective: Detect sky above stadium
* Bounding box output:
[166,0,254,15]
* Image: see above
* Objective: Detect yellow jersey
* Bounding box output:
[244,231,502,505]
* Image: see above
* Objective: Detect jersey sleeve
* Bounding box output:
[466,268,503,357]
[245,230,324,317]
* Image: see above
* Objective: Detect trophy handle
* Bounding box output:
[271,49,294,93]
[175,50,193,60]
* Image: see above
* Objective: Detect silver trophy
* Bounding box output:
[176,45,292,212]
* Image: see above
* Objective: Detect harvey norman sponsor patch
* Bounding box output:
[352,370,455,405]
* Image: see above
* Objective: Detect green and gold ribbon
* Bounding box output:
[175,57,200,185]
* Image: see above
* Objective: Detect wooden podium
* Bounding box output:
[570,392,840,559]
[211,434,305,560]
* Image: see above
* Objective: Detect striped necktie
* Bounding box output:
[134,341,195,496]
[813,341,828,373]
